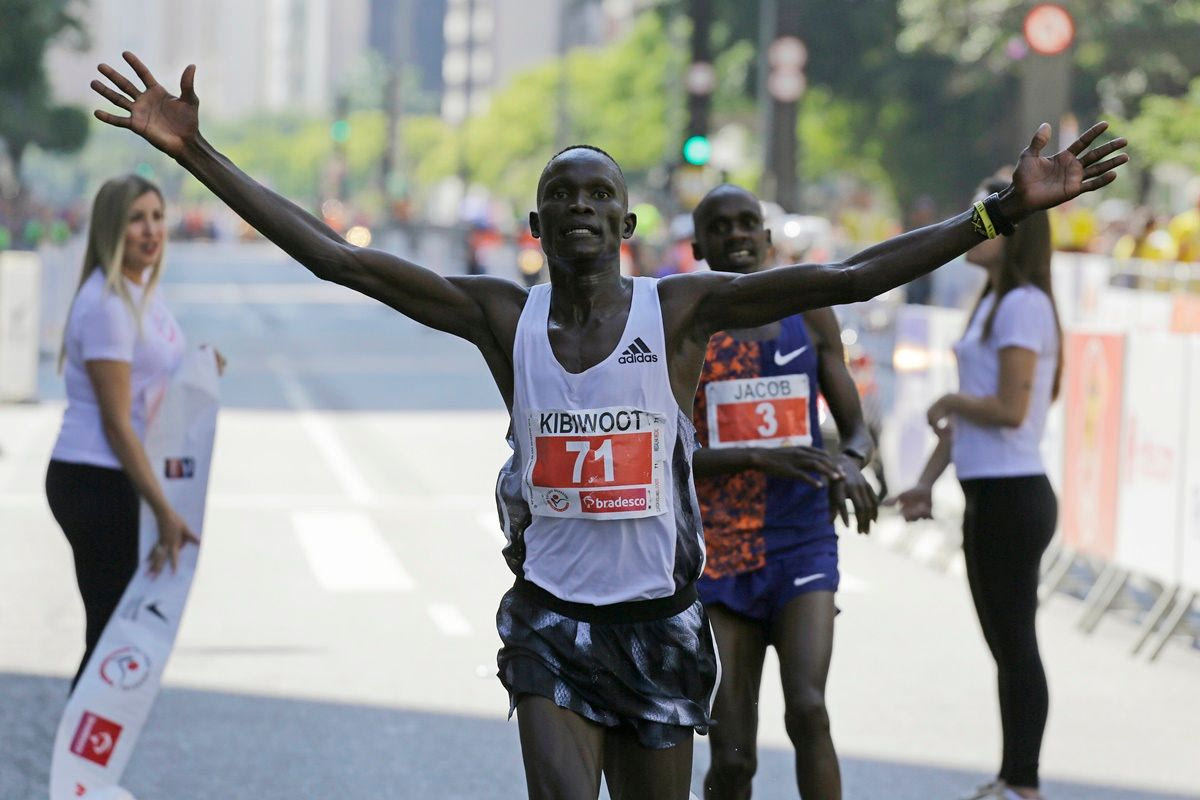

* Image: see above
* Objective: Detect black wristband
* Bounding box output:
[982,193,1016,237]
[841,446,869,467]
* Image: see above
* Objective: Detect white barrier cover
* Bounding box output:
[1114,334,1185,585]
[882,304,966,492]
[1182,337,1200,591]
[49,348,220,799]
[0,251,41,401]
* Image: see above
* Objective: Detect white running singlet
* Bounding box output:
[495,278,705,605]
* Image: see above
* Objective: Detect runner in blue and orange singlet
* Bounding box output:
[691,185,878,800]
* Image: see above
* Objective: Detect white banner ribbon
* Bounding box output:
[49,347,220,800]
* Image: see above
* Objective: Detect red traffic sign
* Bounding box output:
[1023,3,1075,56]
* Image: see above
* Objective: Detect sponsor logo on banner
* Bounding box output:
[617,337,659,364]
[545,490,570,512]
[70,712,123,767]
[164,457,195,479]
[580,488,648,513]
[119,596,171,626]
[99,646,151,690]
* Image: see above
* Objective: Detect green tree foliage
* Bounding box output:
[897,0,1200,117]
[405,12,677,208]
[1119,78,1200,174]
[0,0,90,188]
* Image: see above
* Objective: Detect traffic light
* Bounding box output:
[682,135,712,166]
[330,119,351,144]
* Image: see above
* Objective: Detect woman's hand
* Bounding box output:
[926,394,956,434]
[149,507,200,575]
[892,485,934,522]
[91,52,200,159]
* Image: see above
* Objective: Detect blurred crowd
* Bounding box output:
[8,178,1200,299]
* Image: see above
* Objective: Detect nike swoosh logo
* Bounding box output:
[774,345,809,366]
[792,572,826,588]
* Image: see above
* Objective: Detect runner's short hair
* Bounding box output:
[538,145,627,203]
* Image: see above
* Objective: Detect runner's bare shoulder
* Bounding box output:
[447,274,531,342]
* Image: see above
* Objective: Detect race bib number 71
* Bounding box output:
[526,407,667,519]
[705,374,811,448]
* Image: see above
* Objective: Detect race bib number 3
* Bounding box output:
[527,407,668,519]
[706,374,811,448]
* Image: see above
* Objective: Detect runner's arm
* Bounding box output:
[181,138,510,339]
[804,308,877,533]
[891,432,952,522]
[90,53,509,343]
[692,446,843,487]
[688,123,1127,333]
[805,308,874,464]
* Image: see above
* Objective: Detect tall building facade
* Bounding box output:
[47,0,370,119]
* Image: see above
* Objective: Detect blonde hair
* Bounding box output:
[59,175,167,371]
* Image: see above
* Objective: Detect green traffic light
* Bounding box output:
[682,135,712,166]
[331,119,351,143]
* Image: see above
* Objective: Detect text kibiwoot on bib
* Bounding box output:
[705,374,812,449]
[526,406,668,519]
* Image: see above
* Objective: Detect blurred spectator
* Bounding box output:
[1168,196,1200,262]
[1113,211,1178,261]
[1048,203,1100,253]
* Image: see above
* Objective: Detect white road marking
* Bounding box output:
[271,358,375,505]
[292,511,414,592]
[839,572,870,594]
[426,602,473,637]
[476,511,507,545]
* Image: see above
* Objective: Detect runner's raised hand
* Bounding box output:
[1004,122,1128,219]
[91,51,200,158]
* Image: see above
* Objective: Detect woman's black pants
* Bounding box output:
[45,459,140,692]
[960,474,1057,790]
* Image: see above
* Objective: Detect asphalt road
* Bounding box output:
[2,242,1198,799]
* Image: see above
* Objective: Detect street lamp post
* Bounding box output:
[763,0,805,213]
[1019,3,1075,153]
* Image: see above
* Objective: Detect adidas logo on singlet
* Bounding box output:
[618,337,659,364]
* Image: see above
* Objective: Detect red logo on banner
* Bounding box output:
[580,488,650,514]
[99,645,151,690]
[70,711,123,767]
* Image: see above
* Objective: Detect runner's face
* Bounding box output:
[122,191,165,273]
[693,192,768,273]
[533,151,633,261]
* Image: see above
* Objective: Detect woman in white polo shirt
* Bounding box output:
[45,174,211,690]
[895,177,1062,800]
